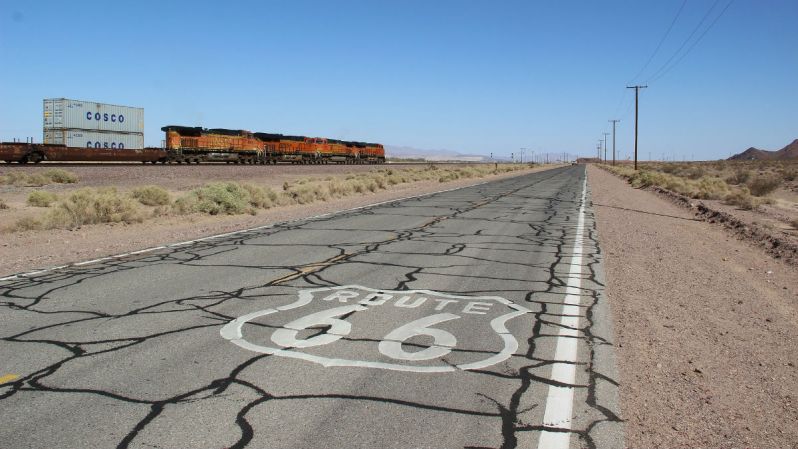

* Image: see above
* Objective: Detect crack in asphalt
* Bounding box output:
[0,165,620,448]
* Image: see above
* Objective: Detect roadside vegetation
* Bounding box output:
[0,168,79,186]
[131,185,171,206]
[602,160,798,211]
[8,163,534,231]
[27,191,58,207]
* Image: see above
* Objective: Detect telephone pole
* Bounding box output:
[609,119,620,166]
[626,85,647,170]
[602,132,610,164]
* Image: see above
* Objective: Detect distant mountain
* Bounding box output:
[385,145,496,162]
[729,147,778,161]
[780,139,798,159]
[728,139,798,160]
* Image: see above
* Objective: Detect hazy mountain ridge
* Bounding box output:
[385,145,497,162]
[728,139,798,160]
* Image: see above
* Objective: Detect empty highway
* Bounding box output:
[0,165,622,448]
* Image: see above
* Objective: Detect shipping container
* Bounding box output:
[43,98,144,134]
[43,129,144,149]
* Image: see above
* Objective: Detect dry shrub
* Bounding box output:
[285,183,327,204]
[724,188,762,210]
[243,184,278,208]
[780,168,797,182]
[364,178,379,192]
[39,188,145,229]
[661,177,695,197]
[372,174,387,189]
[177,182,255,215]
[439,172,460,182]
[387,173,406,185]
[326,178,355,198]
[0,172,48,186]
[747,175,781,196]
[791,218,798,230]
[131,185,171,206]
[685,166,706,180]
[660,164,682,174]
[43,169,78,184]
[0,198,8,210]
[27,190,58,207]
[726,169,751,185]
[695,176,730,200]
[174,182,279,215]
[0,169,78,186]
[629,170,666,188]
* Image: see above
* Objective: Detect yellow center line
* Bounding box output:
[0,374,20,384]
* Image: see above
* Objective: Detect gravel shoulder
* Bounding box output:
[0,166,552,277]
[588,165,798,448]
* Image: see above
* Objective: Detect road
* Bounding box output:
[0,165,622,449]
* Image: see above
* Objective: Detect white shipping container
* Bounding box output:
[44,129,144,149]
[43,98,144,133]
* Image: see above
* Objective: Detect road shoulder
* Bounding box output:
[587,165,798,448]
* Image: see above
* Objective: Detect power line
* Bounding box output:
[628,0,688,84]
[648,0,735,83]
[644,0,724,83]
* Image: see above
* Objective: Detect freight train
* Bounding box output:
[0,126,386,165]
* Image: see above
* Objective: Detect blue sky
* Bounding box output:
[0,0,795,160]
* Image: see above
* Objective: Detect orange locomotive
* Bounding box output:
[162,126,385,164]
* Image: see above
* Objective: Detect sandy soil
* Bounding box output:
[0,165,552,277]
[588,165,798,448]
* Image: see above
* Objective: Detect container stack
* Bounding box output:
[43,98,144,149]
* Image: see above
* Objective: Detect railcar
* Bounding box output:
[1,126,385,164]
[0,141,167,164]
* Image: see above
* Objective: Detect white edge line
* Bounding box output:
[537,171,588,449]
[0,175,523,283]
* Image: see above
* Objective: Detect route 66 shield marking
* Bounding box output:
[220,285,531,373]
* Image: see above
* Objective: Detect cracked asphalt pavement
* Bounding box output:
[0,165,623,449]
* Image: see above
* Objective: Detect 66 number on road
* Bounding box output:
[220,285,530,373]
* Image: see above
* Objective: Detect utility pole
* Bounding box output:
[597,142,602,161]
[626,85,647,170]
[602,132,610,163]
[609,120,620,166]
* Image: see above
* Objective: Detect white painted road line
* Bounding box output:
[0,180,493,283]
[537,174,587,449]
